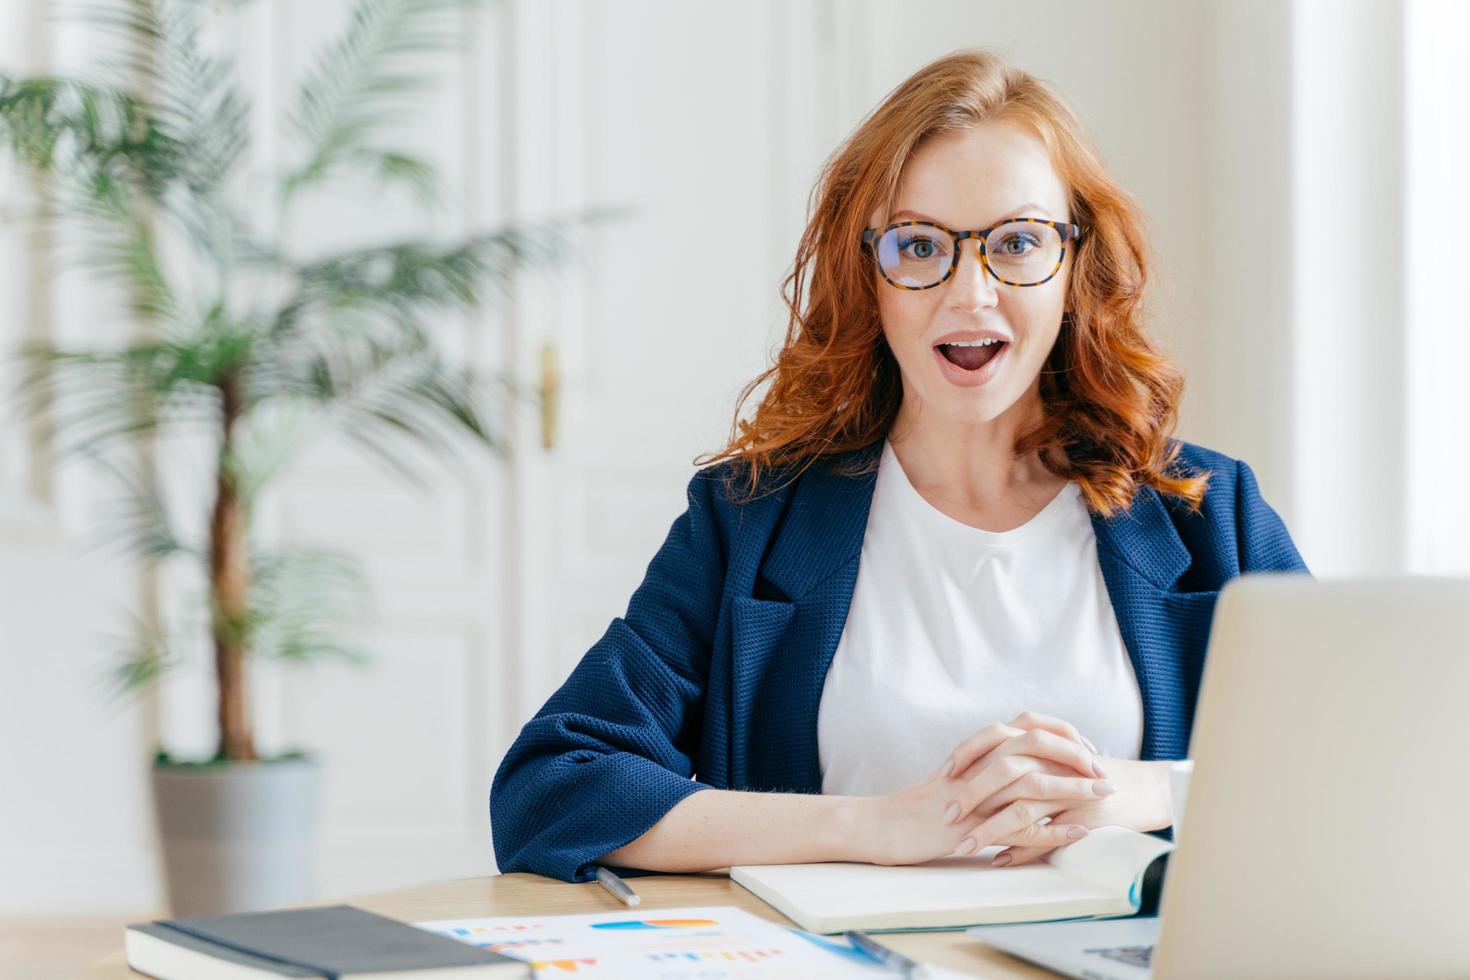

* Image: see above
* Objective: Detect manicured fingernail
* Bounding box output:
[1082,736,1098,753]
[953,837,977,856]
[991,852,1012,867]
[1066,825,1089,840]
[1092,758,1107,778]
[943,802,960,824]
[1093,780,1115,796]
[941,757,955,777]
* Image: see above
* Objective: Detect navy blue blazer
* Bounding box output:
[490,438,1309,882]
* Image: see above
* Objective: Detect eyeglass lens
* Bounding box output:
[873,221,1065,288]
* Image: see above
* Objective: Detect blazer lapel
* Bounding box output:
[1091,488,1202,760]
[757,442,884,603]
[1089,486,1191,592]
[731,442,882,794]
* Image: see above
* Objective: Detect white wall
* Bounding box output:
[1290,0,1409,574]
[0,0,1440,915]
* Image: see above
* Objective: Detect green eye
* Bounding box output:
[996,233,1040,255]
[899,234,947,259]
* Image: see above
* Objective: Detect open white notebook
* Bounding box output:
[729,825,1173,934]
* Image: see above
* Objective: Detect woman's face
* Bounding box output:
[869,120,1073,431]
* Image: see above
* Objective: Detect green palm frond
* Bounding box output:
[16,318,249,455]
[287,222,571,323]
[247,549,371,665]
[285,0,484,202]
[22,345,163,455]
[82,453,193,562]
[0,73,180,195]
[230,400,314,505]
[64,169,180,323]
[246,315,505,485]
[64,1,251,193]
[358,149,440,203]
[49,0,258,273]
[0,52,246,320]
[0,72,189,325]
[99,611,180,703]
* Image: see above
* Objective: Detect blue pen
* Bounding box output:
[844,929,931,978]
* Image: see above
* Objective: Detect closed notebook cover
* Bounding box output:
[136,904,524,976]
[128,922,323,976]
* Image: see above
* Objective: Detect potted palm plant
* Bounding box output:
[1,0,603,915]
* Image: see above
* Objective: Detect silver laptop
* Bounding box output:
[968,574,1470,979]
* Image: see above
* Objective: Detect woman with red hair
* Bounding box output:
[492,49,1307,882]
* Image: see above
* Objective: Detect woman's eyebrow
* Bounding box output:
[889,203,1053,224]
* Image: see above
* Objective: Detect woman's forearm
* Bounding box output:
[600,788,870,872]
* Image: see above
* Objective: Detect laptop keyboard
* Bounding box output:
[1085,944,1155,969]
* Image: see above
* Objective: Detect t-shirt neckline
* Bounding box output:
[882,439,1080,546]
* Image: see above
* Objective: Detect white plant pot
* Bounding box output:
[150,754,319,916]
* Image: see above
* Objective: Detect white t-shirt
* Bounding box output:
[817,440,1144,798]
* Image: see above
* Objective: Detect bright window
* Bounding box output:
[1405,0,1470,574]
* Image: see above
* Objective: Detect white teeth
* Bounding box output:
[942,339,1002,347]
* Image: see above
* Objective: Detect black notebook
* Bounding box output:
[125,903,530,979]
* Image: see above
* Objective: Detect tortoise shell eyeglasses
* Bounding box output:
[860,217,1085,290]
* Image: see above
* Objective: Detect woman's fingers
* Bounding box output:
[950,802,1088,856]
[961,797,1086,855]
[992,809,1091,867]
[938,713,1101,782]
[943,756,1111,826]
[984,728,1101,779]
[968,770,1114,822]
[935,722,1025,778]
[990,843,1059,868]
[1006,710,1097,755]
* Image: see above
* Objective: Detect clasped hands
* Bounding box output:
[859,711,1173,869]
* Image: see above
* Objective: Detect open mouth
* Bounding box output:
[936,341,1007,372]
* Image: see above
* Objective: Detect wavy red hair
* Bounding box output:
[694,48,1208,516]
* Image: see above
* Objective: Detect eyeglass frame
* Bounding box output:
[860,218,1085,290]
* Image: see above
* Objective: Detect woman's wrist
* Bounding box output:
[838,793,885,864]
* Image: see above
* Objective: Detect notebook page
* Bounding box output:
[1044,825,1174,899]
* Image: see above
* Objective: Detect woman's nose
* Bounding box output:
[946,238,999,307]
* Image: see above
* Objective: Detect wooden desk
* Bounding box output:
[79,870,1054,978]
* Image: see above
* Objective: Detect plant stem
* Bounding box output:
[209,372,256,762]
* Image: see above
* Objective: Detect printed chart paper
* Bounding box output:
[415,904,901,979]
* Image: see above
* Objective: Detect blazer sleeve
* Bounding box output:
[1234,459,1311,575]
[489,468,726,882]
